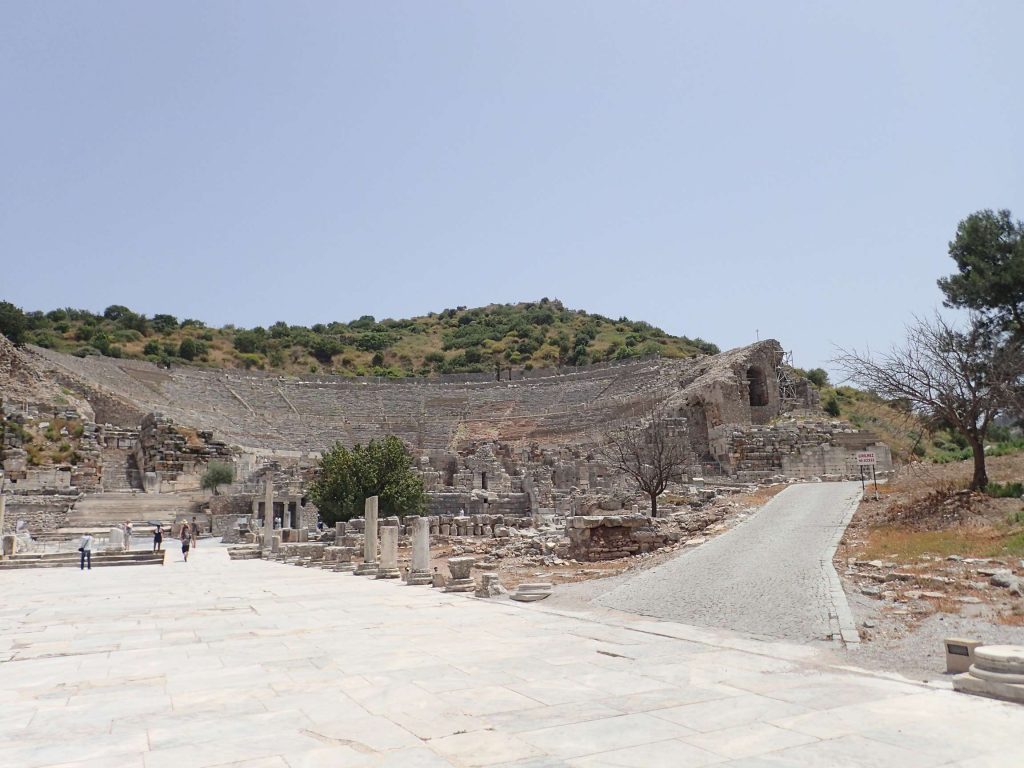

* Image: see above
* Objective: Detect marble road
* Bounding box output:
[1,539,1022,767]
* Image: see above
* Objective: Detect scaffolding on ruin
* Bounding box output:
[772,348,802,403]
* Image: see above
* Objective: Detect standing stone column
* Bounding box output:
[376,525,401,579]
[0,490,6,546]
[354,496,379,576]
[407,517,432,585]
[262,476,274,553]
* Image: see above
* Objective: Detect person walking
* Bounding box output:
[180,521,191,562]
[153,524,163,552]
[191,516,200,549]
[124,520,133,551]
[79,533,93,570]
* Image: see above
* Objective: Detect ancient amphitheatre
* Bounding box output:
[3,318,1024,766]
[3,2,1024,763]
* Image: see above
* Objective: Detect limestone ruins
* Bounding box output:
[1,333,892,554]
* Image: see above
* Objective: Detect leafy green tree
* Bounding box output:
[0,301,27,345]
[151,314,179,334]
[143,340,161,356]
[178,338,200,361]
[308,336,342,363]
[201,461,234,495]
[309,436,427,523]
[233,330,263,354]
[938,209,1024,333]
[103,304,131,321]
[805,368,830,388]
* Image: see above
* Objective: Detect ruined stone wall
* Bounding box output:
[709,421,894,480]
[134,413,234,493]
[3,497,73,535]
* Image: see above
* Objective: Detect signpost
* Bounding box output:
[856,451,878,499]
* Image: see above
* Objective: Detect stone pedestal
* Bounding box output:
[375,526,401,579]
[107,527,125,552]
[431,571,446,588]
[945,637,982,674]
[475,573,505,598]
[2,534,15,558]
[354,496,379,576]
[954,645,1024,703]
[334,546,356,572]
[445,556,476,592]
[407,516,432,585]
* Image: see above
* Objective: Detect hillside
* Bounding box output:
[2,299,719,378]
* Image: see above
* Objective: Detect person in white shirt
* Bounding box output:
[79,533,93,570]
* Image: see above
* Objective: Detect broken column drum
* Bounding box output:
[334,546,356,572]
[354,496,379,576]
[407,516,432,585]
[445,556,476,593]
[375,525,401,579]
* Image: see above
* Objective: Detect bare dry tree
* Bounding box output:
[600,411,689,516]
[834,313,1024,490]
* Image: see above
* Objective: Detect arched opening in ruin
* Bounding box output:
[747,366,769,407]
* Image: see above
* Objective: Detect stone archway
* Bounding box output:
[747,366,769,407]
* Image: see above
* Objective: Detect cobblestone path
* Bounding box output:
[596,482,863,643]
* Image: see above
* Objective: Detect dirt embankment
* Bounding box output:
[837,454,1024,681]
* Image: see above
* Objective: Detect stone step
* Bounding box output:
[0,551,165,569]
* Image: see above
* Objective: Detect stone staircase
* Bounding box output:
[100,449,142,492]
[0,549,165,570]
[60,492,197,537]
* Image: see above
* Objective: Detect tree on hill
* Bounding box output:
[600,412,689,517]
[308,436,427,524]
[201,461,235,495]
[835,314,1024,490]
[938,209,1024,335]
[0,301,27,345]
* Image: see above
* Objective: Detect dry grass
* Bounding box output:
[856,526,1024,560]
[925,597,964,614]
[996,604,1024,626]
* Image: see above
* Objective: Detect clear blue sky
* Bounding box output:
[2,2,1022,372]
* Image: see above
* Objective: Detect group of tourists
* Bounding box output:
[78,516,204,569]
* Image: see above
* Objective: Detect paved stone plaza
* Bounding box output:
[2,545,1024,767]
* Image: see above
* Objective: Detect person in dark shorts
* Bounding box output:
[180,522,191,562]
[153,524,163,552]
[191,516,200,548]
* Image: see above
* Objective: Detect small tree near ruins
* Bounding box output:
[600,412,688,517]
[309,436,427,524]
[835,314,1023,490]
[201,461,234,495]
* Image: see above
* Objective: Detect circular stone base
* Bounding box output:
[376,569,401,579]
[974,646,1024,675]
[445,580,475,593]
[968,665,1024,685]
[407,573,432,585]
[334,564,355,572]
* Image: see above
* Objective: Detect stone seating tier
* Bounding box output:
[31,348,690,453]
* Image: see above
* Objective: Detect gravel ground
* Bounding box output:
[843,587,1024,682]
[550,482,863,644]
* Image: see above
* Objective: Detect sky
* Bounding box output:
[2,1,1022,373]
